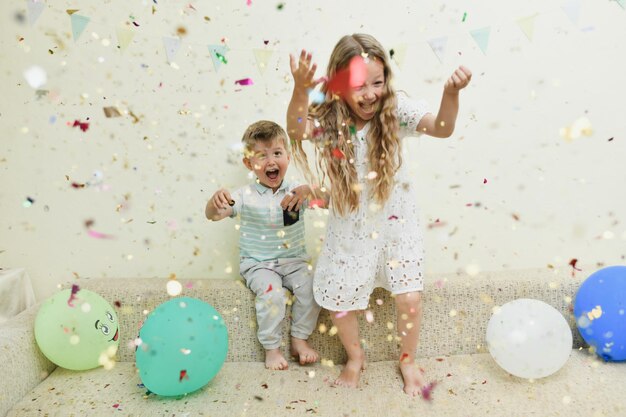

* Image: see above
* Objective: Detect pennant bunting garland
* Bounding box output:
[163,37,182,63]
[208,45,229,72]
[426,37,448,63]
[517,14,538,41]
[390,44,407,68]
[71,14,90,41]
[470,27,491,55]
[116,24,135,52]
[253,49,273,75]
[27,0,45,26]
[561,0,581,25]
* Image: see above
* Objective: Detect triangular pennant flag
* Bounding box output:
[470,27,491,55]
[253,49,273,75]
[517,14,538,41]
[27,0,45,26]
[116,24,135,52]
[70,14,90,41]
[390,44,407,68]
[562,0,581,25]
[427,36,448,63]
[208,45,229,72]
[163,37,182,63]
[616,0,625,9]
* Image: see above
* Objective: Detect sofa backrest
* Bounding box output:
[78,268,585,363]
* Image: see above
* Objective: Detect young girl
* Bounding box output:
[286,34,471,397]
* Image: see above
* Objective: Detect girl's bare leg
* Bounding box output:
[330,310,366,388]
[395,291,428,396]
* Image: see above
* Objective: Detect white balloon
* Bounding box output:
[486,298,572,379]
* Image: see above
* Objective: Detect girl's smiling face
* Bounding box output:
[344,58,386,130]
[243,137,290,191]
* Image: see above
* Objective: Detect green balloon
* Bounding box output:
[34,288,120,370]
[135,297,228,396]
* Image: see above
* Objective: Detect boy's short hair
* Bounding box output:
[241,120,289,157]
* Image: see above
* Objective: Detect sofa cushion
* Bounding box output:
[7,350,623,417]
[77,268,585,364]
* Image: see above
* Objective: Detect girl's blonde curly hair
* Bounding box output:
[291,34,401,216]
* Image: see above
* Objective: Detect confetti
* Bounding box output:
[103,107,122,118]
[234,78,254,86]
[67,284,80,307]
[421,381,437,401]
[215,52,227,64]
[335,311,348,319]
[308,199,325,209]
[388,215,398,220]
[326,56,367,97]
[264,284,273,293]
[276,2,285,10]
[462,12,467,22]
[179,369,189,382]
[569,258,582,276]
[88,229,115,239]
[331,148,345,159]
[23,66,47,89]
[22,196,35,208]
[71,119,90,132]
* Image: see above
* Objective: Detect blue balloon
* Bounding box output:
[574,266,626,362]
[136,297,228,396]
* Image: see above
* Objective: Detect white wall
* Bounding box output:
[1,0,625,300]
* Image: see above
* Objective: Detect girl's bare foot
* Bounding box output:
[290,337,319,365]
[334,349,366,388]
[265,348,289,370]
[399,361,429,397]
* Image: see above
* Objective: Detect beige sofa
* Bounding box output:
[2,269,624,416]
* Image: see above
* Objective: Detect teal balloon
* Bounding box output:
[135,297,228,396]
[34,288,120,370]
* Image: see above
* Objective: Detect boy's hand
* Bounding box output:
[281,185,311,211]
[211,188,234,211]
[443,65,472,94]
[289,49,324,92]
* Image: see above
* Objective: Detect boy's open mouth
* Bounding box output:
[266,168,280,180]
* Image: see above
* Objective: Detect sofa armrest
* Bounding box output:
[0,305,56,417]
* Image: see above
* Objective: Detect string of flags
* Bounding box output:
[25,0,625,72]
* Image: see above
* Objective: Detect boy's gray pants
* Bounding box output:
[240,258,321,350]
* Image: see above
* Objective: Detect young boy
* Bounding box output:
[205,120,322,370]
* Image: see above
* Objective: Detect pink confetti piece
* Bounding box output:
[388,215,398,220]
[483,178,488,184]
[308,199,326,209]
[234,78,254,86]
[335,311,348,319]
[434,280,445,289]
[88,230,115,239]
[421,381,437,402]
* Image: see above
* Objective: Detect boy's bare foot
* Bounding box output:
[334,349,366,388]
[265,348,289,370]
[399,361,434,399]
[290,337,319,365]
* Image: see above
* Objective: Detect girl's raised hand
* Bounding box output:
[443,65,472,94]
[289,49,324,91]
